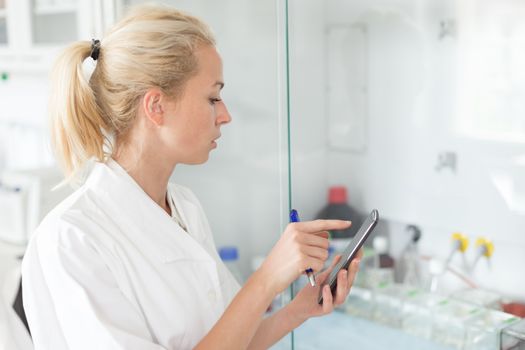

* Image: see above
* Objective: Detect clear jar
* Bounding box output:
[451,288,502,311]
[401,290,447,340]
[372,283,405,327]
[344,286,375,320]
[501,318,525,350]
[431,299,483,348]
[463,309,519,350]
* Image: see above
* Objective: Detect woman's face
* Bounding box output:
[161,45,231,165]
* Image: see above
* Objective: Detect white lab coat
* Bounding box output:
[22,160,241,350]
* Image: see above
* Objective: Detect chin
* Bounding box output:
[186,154,210,165]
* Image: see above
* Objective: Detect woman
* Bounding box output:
[22,5,361,350]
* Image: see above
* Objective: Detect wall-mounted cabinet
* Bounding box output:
[32,0,79,45]
[0,0,118,72]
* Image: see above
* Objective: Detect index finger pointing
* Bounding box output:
[311,231,329,239]
[293,219,351,233]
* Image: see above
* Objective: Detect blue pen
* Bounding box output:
[289,209,316,287]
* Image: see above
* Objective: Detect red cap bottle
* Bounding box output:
[317,185,363,239]
[329,186,347,204]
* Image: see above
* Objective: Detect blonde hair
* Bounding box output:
[49,4,215,182]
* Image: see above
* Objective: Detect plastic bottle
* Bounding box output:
[366,236,395,288]
[316,186,364,256]
[428,258,446,294]
[400,225,423,287]
[373,236,395,268]
[316,186,363,239]
[218,246,243,284]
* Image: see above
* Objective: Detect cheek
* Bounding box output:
[166,105,214,148]
[186,108,215,136]
[158,117,187,148]
[181,119,203,142]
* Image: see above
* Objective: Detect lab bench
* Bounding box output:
[272,283,523,350]
[272,311,455,350]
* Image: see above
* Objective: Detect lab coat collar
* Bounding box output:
[84,159,214,264]
[167,184,207,246]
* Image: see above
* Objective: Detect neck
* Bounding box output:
[113,148,174,215]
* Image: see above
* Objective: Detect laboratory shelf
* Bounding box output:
[33,3,76,16]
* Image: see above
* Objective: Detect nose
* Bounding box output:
[216,101,232,125]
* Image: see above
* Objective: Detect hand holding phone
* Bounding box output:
[318,209,379,304]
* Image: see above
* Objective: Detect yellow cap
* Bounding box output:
[475,237,494,258]
[451,233,469,252]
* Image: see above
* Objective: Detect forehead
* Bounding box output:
[194,45,223,82]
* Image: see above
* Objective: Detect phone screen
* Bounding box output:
[318,209,379,304]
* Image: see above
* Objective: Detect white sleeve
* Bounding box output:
[22,220,166,350]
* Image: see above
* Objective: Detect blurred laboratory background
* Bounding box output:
[1,0,525,349]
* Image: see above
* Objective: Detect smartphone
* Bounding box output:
[318,209,379,305]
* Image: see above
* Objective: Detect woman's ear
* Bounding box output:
[142,88,165,126]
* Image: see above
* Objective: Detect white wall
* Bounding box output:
[321,0,525,301]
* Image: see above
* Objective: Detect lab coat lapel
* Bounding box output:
[171,190,206,245]
[167,185,226,311]
[86,160,214,264]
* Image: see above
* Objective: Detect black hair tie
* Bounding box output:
[90,39,101,61]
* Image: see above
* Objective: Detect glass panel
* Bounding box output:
[32,0,78,45]
[287,0,525,349]
[124,1,291,348]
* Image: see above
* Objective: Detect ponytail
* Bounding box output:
[49,5,215,184]
[49,41,110,182]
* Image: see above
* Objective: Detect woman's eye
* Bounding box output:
[209,97,222,104]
